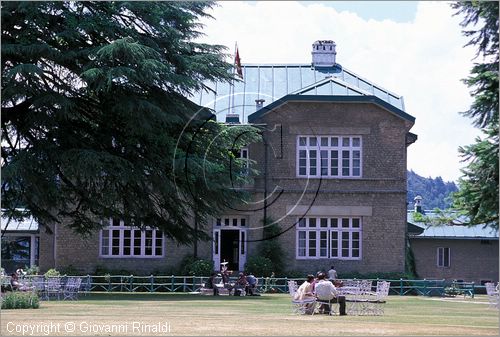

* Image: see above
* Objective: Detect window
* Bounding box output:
[100,218,164,258]
[437,247,450,267]
[296,217,362,259]
[297,136,362,178]
[231,147,249,175]
[215,217,246,227]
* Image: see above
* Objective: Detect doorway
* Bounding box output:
[220,230,239,271]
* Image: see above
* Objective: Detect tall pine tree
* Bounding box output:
[451,1,499,229]
[1,1,260,242]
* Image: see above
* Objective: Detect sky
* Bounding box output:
[197,1,481,183]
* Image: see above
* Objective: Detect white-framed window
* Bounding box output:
[230,147,249,176]
[437,247,450,267]
[215,217,246,227]
[297,136,362,178]
[296,217,362,260]
[100,218,164,258]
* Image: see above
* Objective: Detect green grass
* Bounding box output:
[1,293,498,336]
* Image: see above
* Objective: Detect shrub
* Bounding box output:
[44,268,60,277]
[24,265,40,276]
[1,292,40,309]
[180,256,214,276]
[245,256,274,277]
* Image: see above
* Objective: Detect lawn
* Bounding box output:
[1,293,498,336]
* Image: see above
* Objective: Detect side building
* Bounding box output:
[407,197,499,284]
[37,40,416,276]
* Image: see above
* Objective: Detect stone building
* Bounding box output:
[36,40,417,275]
[407,197,499,284]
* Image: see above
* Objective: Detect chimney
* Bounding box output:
[255,99,265,111]
[311,40,336,68]
[414,195,423,214]
[225,113,240,124]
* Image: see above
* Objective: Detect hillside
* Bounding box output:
[407,170,458,210]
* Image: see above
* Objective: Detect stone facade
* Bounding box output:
[410,238,499,284]
[38,99,414,275]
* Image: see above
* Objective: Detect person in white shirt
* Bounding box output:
[315,272,346,315]
[328,265,338,280]
[294,275,316,314]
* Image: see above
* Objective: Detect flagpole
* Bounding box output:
[231,41,237,116]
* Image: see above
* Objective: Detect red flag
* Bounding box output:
[235,47,243,78]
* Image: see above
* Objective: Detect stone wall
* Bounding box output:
[410,238,499,283]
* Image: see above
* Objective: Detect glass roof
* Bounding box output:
[189,63,405,124]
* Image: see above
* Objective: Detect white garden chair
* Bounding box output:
[362,281,390,315]
[288,280,316,315]
[485,282,499,309]
[63,277,82,300]
[43,277,62,300]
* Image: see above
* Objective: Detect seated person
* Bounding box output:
[294,275,316,314]
[314,272,346,315]
[233,272,248,296]
[10,273,34,292]
[205,272,219,296]
[245,272,257,296]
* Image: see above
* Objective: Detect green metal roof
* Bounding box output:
[407,211,498,239]
[189,63,408,123]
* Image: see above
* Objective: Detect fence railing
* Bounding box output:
[14,275,481,296]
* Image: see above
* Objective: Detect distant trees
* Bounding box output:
[450,1,499,229]
[407,170,458,210]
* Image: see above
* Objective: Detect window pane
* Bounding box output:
[309,218,316,227]
[309,150,317,175]
[331,137,338,146]
[320,218,328,227]
[123,230,131,256]
[134,230,142,255]
[233,218,238,226]
[241,219,246,227]
[299,149,307,176]
[331,218,338,228]
[112,230,120,255]
[298,218,306,227]
[224,218,230,226]
[320,231,328,257]
[341,232,349,257]
[342,150,350,176]
[309,231,317,256]
[342,137,350,147]
[241,231,245,255]
[352,218,360,228]
[330,231,338,257]
[214,231,219,255]
[216,218,221,226]
[299,137,307,146]
[353,137,361,147]
[309,137,317,146]
[298,231,306,256]
[342,218,349,228]
[444,248,450,267]
[331,151,338,176]
[155,231,163,256]
[112,218,120,227]
[145,231,153,255]
[320,150,328,176]
[321,137,328,146]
